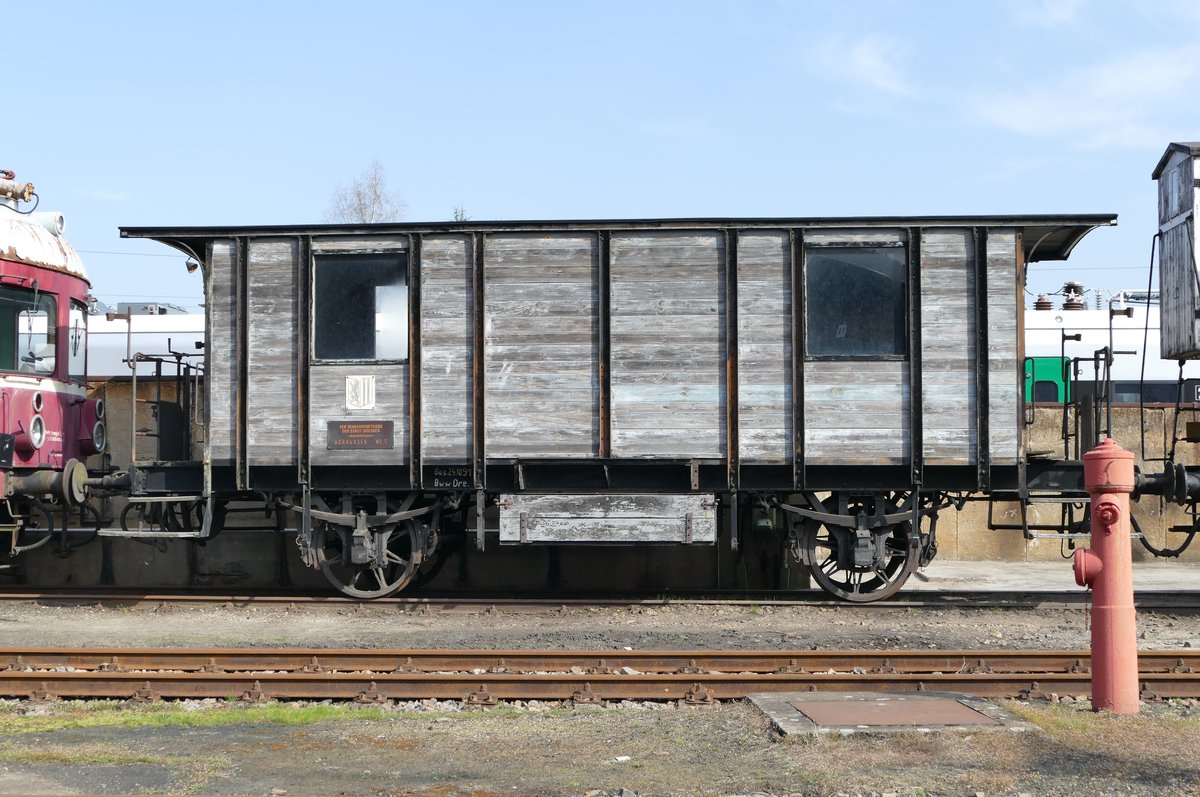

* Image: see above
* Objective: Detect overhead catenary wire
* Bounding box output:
[78,249,187,258]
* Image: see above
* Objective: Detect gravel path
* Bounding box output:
[1,600,1197,652]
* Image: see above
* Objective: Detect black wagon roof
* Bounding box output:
[1152,142,1200,180]
[122,213,1116,263]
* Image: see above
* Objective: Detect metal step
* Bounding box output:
[96,529,204,539]
[1024,532,1144,540]
[1021,495,1089,504]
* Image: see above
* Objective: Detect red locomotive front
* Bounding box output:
[0,170,106,532]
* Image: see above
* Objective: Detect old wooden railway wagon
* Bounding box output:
[119,214,1116,601]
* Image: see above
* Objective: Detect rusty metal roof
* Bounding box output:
[0,208,89,282]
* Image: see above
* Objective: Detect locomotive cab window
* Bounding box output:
[0,285,57,376]
[68,300,87,383]
[313,253,408,362]
[805,245,907,358]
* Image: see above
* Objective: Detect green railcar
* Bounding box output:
[1024,356,1071,403]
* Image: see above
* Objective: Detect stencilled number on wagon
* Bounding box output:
[431,466,472,488]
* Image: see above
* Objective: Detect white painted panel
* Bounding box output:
[498,493,717,544]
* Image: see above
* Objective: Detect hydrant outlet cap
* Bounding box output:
[1073,548,1102,587]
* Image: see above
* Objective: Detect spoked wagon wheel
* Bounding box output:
[314,519,418,599]
[800,494,919,603]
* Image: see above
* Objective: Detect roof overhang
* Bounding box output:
[122,213,1117,265]
[1152,142,1200,180]
[1019,218,1117,263]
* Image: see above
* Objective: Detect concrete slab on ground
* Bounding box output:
[749,691,1038,736]
[912,560,1200,592]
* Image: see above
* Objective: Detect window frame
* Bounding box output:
[310,252,410,365]
[67,299,88,383]
[802,239,910,361]
[0,284,59,377]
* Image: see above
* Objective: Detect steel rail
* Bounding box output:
[0,648,1196,702]
[1,589,1198,611]
[2,647,1198,674]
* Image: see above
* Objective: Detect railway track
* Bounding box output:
[3,588,1199,611]
[2,647,1197,703]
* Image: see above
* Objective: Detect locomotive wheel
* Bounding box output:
[800,495,919,602]
[313,520,418,599]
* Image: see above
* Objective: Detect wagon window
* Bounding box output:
[805,245,907,357]
[313,254,408,362]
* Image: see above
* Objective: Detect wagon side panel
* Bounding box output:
[484,233,599,458]
[1159,150,1200,360]
[246,238,299,466]
[308,238,411,467]
[804,361,908,464]
[920,229,976,465]
[308,368,409,465]
[421,234,474,463]
[609,231,726,459]
[987,229,1020,464]
[736,231,790,462]
[207,239,237,465]
[803,229,909,465]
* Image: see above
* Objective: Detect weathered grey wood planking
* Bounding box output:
[246,238,298,466]
[1159,151,1196,224]
[986,230,1020,464]
[484,233,600,459]
[420,235,474,462]
[207,240,237,464]
[804,361,908,464]
[497,493,717,543]
[1158,150,1199,359]
[196,222,1037,475]
[309,366,409,465]
[920,230,975,464]
[311,236,410,254]
[737,232,791,462]
[1161,222,1198,359]
[805,229,905,246]
[610,232,726,458]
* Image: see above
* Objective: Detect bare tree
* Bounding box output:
[325,160,406,223]
[452,203,470,222]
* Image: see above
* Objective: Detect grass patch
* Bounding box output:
[0,701,401,735]
[0,700,589,736]
[1004,699,1200,750]
[1000,701,1200,790]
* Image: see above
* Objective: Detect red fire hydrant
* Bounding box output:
[1073,437,1140,714]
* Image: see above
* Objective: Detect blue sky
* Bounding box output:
[5,0,1198,312]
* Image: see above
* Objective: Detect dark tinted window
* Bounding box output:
[313,254,408,361]
[1114,381,1180,404]
[1033,380,1061,402]
[1075,381,1183,405]
[805,246,907,357]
